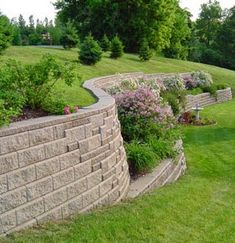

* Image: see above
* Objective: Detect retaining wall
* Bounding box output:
[185,88,232,111]
[1,71,231,234]
[0,74,142,235]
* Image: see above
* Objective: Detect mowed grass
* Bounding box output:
[1,99,235,242]
[1,46,235,107]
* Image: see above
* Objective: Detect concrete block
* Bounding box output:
[0,132,29,155]
[44,139,67,159]
[62,196,83,218]
[0,174,8,194]
[16,199,44,225]
[60,150,80,170]
[0,187,27,214]
[67,178,87,200]
[29,127,54,146]
[82,186,99,208]
[53,167,74,190]
[87,170,102,189]
[36,157,60,180]
[0,211,17,234]
[44,187,67,211]
[7,165,36,190]
[18,144,45,167]
[0,152,18,175]
[74,160,92,179]
[26,176,53,201]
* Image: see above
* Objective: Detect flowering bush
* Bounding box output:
[114,87,172,121]
[107,77,163,98]
[162,75,185,91]
[189,71,213,89]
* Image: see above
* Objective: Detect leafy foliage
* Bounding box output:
[0,54,77,126]
[79,34,102,65]
[60,21,79,49]
[0,13,13,54]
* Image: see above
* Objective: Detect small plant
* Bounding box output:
[139,39,152,61]
[79,34,103,65]
[125,141,157,175]
[100,34,111,52]
[110,35,124,59]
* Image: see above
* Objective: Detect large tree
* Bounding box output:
[217,6,235,69]
[0,13,13,54]
[55,0,180,53]
[196,0,222,47]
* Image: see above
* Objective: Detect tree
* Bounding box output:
[139,39,152,61]
[196,0,223,47]
[217,6,235,69]
[110,35,124,59]
[79,34,102,65]
[100,34,110,52]
[0,13,13,54]
[60,22,79,49]
[18,14,29,45]
[163,7,191,60]
[55,0,180,53]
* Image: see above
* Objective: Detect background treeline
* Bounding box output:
[0,0,234,70]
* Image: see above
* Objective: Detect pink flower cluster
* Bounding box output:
[64,105,79,115]
[114,87,173,122]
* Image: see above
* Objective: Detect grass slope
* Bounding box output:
[1,100,235,243]
[1,46,235,107]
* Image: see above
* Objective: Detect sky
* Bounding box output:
[0,0,234,22]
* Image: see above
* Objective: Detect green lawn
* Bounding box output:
[1,99,235,243]
[1,46,235,107]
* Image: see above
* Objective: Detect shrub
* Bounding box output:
[79,34,102,65]
[162,92,180,116]
[191,71,213,88]
[216,83,227,90]
[147,136,176,160]
[139,40,152,61]
[0,14,13,54]
[0,99,18,127]
[202,84,217,96]
[110,36,124,59]
[0,55,77,126]
[163,75,185,91]
[42,96,67,115]
[125,141,157,174]
[26,54,76,109]
[115,87,173,122]
[100,34,111,51]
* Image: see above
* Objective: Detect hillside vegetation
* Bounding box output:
[1,46,235,107]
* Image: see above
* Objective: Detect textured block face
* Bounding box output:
[44,139,67,159]
[52,168,75,190]
[60,150,80,170]
[0,175,7,194]
[65,126,86,143]
[0,152,18,175]
[7,165,36,190]
[18,145,45,167]
[29,127,54,146]
[0,132,29,155]
[35,157,60,179]
[16,199,45,225]
[74,160,92,179]
[0,211,17,234]
[0,187,27,214]
[78,135,101,154]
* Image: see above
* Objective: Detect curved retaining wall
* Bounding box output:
[0,74,140,235]
[1,71,230,234]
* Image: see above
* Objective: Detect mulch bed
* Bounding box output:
[11,107,49,123]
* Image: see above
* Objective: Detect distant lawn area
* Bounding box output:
[1,99,235,242]
[1,46,235,107]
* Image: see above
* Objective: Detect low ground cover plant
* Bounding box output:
[0,54,77,127]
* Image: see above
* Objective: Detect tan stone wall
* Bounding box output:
[185,88,232,111]
[0,75,134,235]
[0,72,231,234]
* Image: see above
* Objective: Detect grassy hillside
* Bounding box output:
[1,46,235,107]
